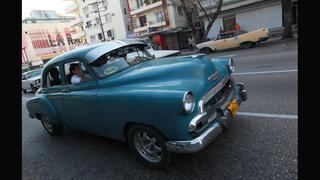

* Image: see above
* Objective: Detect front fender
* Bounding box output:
[26,96,62,126]
[96,88,195,141]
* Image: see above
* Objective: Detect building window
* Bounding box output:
[223,15,236,32]
[97,33,103,40]
[136,0,144,8]
[107,29,114,38]
[86,21,92,28]
[177,6,184,16]
[90,35,96,42]
[139,15,147,27]
[95,17,100,25]
[105,13,112,23]
[83,6,89,14]
[124,8,127,15]
[155,11,164,23]
[127,25,130,31]
[82,0,85,2]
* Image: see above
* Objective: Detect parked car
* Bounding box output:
[126,38,181,58]
[22,68,42,93]
[26,40,247,169]
[196,28,269,53]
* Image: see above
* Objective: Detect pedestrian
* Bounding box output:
[235,23,241,30]
[219,26,224,33]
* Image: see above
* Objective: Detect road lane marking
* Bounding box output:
[234,69,297,75]
[237,112,297,119]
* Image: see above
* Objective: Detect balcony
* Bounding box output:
[65,3,78,13]
[131,1,162,15]
[69,18,82,27]
[71,31,86,39]
[133,20,166,33]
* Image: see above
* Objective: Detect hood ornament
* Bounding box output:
[208,72,218,81]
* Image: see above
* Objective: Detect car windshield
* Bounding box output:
[25,69,42,79]
[89,45,153,78]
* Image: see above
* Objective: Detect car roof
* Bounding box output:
[44,40,145,68]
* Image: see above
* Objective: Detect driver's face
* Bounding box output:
[72,66,81,76]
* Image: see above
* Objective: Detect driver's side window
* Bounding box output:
[64,61,93,85]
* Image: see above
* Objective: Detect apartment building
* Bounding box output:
[64,0,132,43]
[22,10,84,67]
[127,0,189,49]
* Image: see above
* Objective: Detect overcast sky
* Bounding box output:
[22,0,73,19]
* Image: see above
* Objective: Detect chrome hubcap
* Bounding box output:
[133,131,163,163]
[41,115,53,133]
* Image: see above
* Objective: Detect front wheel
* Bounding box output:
[127,125,172,170]
[200,47,213,54]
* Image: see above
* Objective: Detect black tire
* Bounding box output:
[30,84,36,93]
[240,42,255,49]
[127,125,172,170]
[40,114,63,136]
[22,89,27,93]
[200,47,213,54]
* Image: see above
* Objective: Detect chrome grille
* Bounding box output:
[198,75,230,113]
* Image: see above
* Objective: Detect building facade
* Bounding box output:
[64,0,132,43]
[22,10,86,67]
[127,0,189,49]
[201,0,298,39]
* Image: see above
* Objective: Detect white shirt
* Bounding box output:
[71,75,81,84]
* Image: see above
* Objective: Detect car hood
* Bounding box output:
[99,55,230,100]
[28,75,41,81]
[147,49,180,58]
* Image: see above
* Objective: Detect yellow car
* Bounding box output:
[196,28,269,53]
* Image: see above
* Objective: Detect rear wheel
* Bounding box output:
[240,42,255,49]
[127,125,172,170]
[40,114,63,136]
[200,47,213,54]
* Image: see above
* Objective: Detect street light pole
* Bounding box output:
[88,1,106,42]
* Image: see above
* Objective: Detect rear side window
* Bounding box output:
[45,65,62,88]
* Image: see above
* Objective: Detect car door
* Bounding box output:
[60,60,100,134]
[41,64,67,123]
[212,34,229,50]
[225,32,241,48]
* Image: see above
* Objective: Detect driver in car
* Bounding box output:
[69,63,90,84]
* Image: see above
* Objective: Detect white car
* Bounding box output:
[22,69,42,93]
[125,38,181,58]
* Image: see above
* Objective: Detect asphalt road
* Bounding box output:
[22,39,297,180]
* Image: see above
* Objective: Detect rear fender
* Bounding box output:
[26,96,62,126]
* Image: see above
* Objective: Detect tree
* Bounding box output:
[281,0,293,39]
[170,0,223,42]
[197,0,223,41]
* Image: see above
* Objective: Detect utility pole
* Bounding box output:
[88,1,106,42]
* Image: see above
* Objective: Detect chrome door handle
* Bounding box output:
[62,89,69,93]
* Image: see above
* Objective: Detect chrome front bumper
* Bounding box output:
[166,83,247,153]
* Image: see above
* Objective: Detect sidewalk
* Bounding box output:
[180,33,298,56]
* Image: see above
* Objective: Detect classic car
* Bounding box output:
[125,38,181,58]
[22,68,42,93]
[26,40,247,169]
[196,28,269,53]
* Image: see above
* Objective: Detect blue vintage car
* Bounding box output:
[26,40,247,169]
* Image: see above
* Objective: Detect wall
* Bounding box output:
[236,3,282,31]
[204,3,282,39]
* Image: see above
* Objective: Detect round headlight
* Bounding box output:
[183,91,195,113]
[228,59,235,73]
[35,79,40,84]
